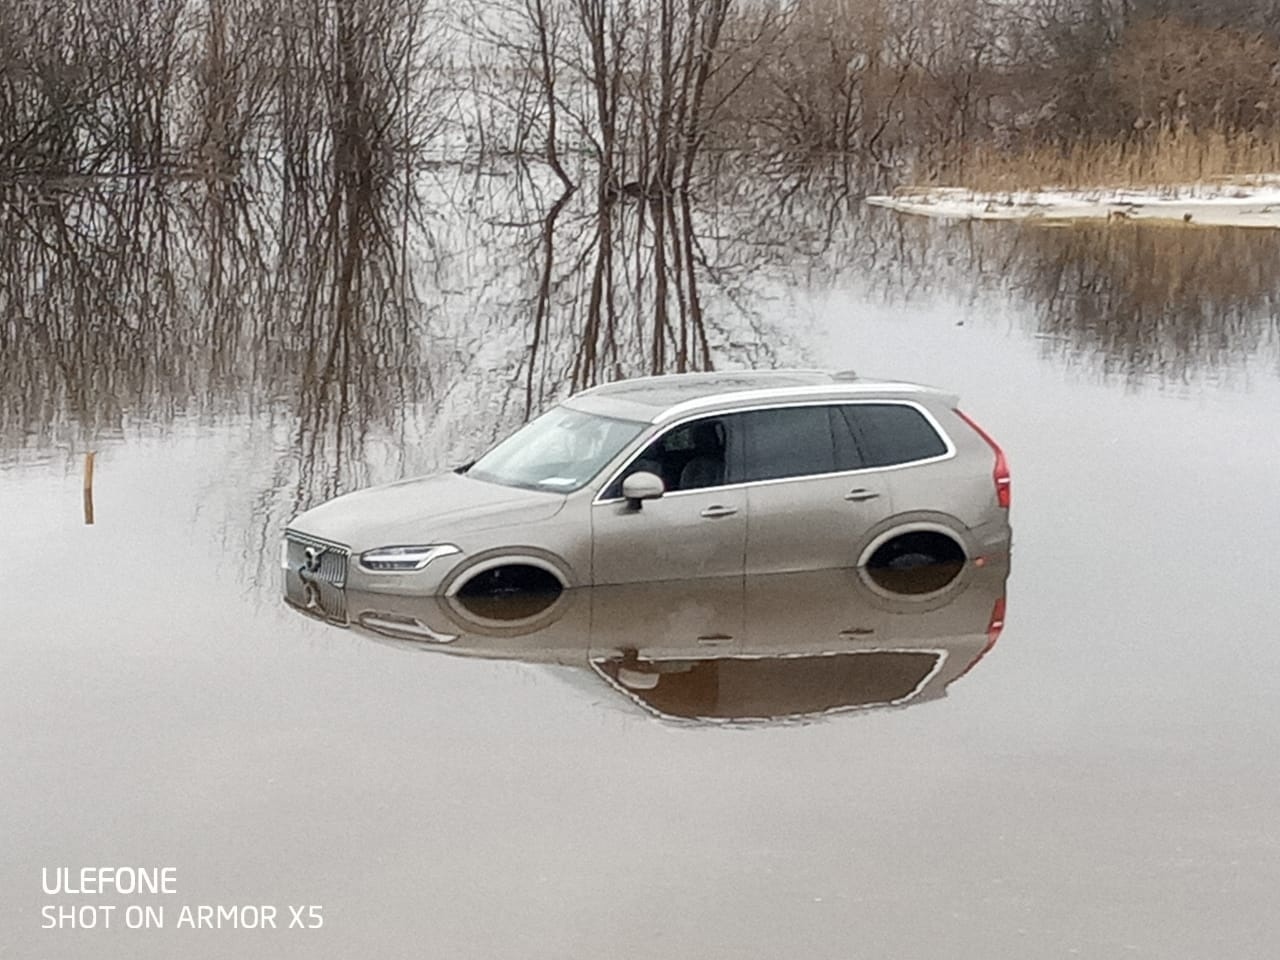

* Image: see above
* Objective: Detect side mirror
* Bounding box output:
[622,471,665,508]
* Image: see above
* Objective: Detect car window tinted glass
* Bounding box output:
[830,405,867,471]
[842,404,947,467]
[742,406,835,482]
[605,416,730,497]
[467,407,646,492]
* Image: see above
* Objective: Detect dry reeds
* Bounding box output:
[939,129,1280,192]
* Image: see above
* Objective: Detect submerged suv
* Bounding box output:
[283,370,1011,604]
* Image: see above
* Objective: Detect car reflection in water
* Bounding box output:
[284,559,1009,725]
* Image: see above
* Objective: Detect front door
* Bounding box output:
[591,488,747,584]
[591,414,747,585]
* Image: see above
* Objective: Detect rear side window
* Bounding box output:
[841,404,948,468]
[742,407,835,481]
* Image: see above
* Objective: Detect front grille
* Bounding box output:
[284,530,350,588]
[315,549,347,587]
[282,530,351,625]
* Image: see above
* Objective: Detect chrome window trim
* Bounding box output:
[651,383,939,424]
[592,398,956,505]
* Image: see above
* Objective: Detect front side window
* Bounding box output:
[467,407,647,492]
[840,404,948,467]
[741,406,836,482]
[603,416,736,497]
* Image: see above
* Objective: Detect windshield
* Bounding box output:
[466,406,647,492]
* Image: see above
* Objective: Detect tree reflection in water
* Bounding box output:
[3,162,1280,586]
[848,213,1280,385]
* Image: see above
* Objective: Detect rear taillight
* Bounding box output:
[954,409,1010,509]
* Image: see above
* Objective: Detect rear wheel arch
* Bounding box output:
[857,512,974,564]
[856,517,971,601]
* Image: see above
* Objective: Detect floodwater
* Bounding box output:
[3,181,1280,959]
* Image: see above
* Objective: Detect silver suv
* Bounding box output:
[283,370,1011,604]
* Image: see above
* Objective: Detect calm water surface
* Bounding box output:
[3,199,1280,958]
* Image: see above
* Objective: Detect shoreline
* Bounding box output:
[866,178,1280,228]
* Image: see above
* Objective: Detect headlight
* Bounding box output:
[358,544,460,572]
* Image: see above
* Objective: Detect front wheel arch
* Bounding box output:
[442,552,573,598]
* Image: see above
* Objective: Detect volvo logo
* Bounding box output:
[303,546,323,572]
[299,545,325,583]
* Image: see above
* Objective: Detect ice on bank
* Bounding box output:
[866,178,1280,228]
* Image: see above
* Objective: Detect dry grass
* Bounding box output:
[939,129,1280,193]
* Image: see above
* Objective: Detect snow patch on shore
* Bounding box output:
[866,178,1280,228]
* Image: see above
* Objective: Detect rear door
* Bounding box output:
[742,405,893,575]
[840,401,956,518]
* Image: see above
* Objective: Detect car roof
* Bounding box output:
[562,369,956,423]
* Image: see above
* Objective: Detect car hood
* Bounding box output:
[287,472,566,550]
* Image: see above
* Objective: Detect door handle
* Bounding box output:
[839,627,876,637]
[700,505,738,519]
[844,488,880,502]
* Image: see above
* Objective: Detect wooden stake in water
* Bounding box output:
[83,452,95,525]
